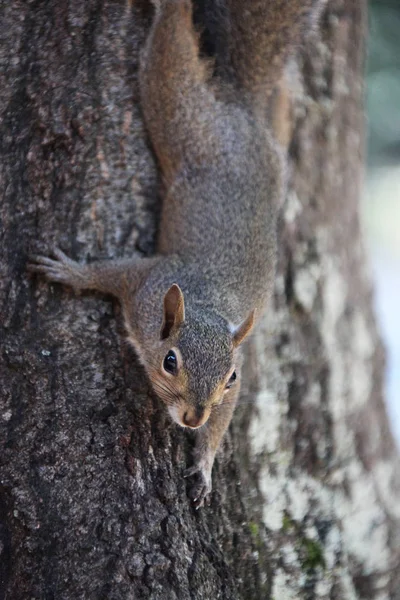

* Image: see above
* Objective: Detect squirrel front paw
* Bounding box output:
[184,462,212,509]
[28,248,86,290]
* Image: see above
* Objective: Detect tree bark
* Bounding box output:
[1,1,399,599]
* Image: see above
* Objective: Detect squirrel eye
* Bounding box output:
[163,350,177,375]
[225,370,237,389]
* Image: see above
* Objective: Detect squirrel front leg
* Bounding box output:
[28,248,158,300]
[185,389,238,509]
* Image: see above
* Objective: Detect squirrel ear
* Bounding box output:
[232,310,256,347]
[161,284,185,340]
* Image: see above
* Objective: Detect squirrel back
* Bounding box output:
[139,0,322,325]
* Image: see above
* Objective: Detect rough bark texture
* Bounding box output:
[1,1,399,599]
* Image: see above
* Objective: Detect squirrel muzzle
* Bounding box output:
[169,404,211,429]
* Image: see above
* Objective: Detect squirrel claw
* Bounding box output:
[184,464,212,509]
[183,465,199,479]
[27,248,81,288]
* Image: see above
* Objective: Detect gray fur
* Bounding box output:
[29,0,322,507]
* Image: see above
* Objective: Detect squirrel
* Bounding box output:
[29,0,323,508]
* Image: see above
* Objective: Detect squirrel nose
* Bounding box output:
[183,408,204,429]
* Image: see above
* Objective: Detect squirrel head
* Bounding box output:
[145,284,255,429]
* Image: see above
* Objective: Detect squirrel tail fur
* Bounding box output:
[202,0,322,107]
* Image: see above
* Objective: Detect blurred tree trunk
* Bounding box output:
[1,1,399,599]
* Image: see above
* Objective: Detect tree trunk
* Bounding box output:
[1,1,399,599]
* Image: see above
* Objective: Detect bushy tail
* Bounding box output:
[207,0,323,106]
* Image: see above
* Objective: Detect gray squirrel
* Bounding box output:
[29,0,323,507]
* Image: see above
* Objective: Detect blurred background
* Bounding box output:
[365,0,400,445]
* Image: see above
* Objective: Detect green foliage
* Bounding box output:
[281,513,326,572]
[300,538,326,571]
[249,521,260,538]
[367,0,400,164]
[282,514,293,532]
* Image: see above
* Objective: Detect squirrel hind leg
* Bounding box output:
[140,0,219,181]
